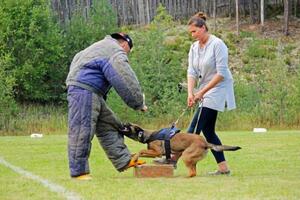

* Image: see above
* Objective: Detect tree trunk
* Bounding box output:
[295,0,298,18]
[236,0,239,35]
[213,0,217,32]
[53,0,296,27]
[261,0,264,31]
[138,0,145,25]
[243,0,247,17]
[145,0,150,24]
[205,0,209,17]
[229,0,233,19]
[284,0,289,35]
[249,0,255,23]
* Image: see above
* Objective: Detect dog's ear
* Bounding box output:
[119,122,132,133]
[133,125,144,133]
[124,122,132,127]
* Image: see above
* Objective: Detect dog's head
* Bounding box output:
[119,123,152,144]
[119,122,144,135]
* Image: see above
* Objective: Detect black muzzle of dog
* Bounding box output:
[119,123,151,144]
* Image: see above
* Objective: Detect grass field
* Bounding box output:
[0,130,299,200]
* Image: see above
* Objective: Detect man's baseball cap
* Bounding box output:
[111,33,133,49]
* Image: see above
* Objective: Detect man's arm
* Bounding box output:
[105,51,146,111]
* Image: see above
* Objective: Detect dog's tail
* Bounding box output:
[207,143,241,151]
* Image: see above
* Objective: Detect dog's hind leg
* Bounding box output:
[182,158,196,177]
[181,142,207,177]
[188,164,197,177]
[181,149,198,177]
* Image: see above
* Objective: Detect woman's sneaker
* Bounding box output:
[208,170,231,176]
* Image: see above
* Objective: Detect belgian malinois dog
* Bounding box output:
[120,123,241,177]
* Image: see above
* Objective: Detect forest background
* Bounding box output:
[0,0,299,135]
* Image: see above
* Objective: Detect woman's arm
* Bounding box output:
[187,76,197,107]
[194,74,224,102]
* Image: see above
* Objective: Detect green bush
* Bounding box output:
[0,0,118,103]
[132,10,187,117]
[151,3,174,27]
[223,33,239,55]
[0,53,18,131]
[283,44,296,54]
[63,0,118,65]
[246,38,277,59]
[107,5,188,126]
[0,0,66,102]
[240,31,256,38]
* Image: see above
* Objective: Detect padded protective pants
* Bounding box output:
[67,86,131,177]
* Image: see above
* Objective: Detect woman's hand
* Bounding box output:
[194,91,204,102]
[187,93,195,108]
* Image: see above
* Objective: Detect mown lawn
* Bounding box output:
[0,130,299,200]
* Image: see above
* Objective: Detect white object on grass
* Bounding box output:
[253,128,267,133]
[30,133,43,138]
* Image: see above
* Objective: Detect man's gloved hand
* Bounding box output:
[125,157,146,170]
[128,159,146,167]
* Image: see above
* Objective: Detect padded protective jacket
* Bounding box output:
[66,35,144,110]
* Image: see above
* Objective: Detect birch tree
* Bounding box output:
[236,0,239,35]
[294,0,298,18]
[249,0,255,23]
[261,0,264,31]
[213,0,217,32]
[284,0,289,35]
[229,0,233,19]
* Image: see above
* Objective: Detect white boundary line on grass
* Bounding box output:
[0,156,81,200]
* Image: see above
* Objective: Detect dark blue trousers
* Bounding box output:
[187,106,226,163]
[67,86,131,177]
